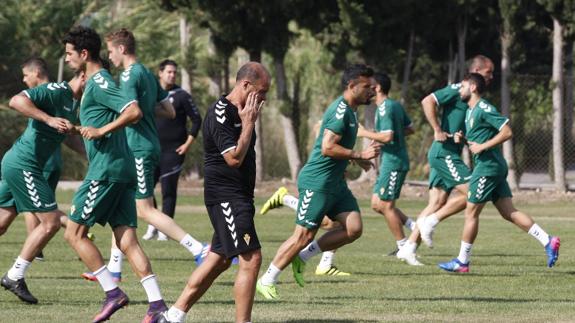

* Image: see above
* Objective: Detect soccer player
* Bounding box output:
[144,59,203,241]
[396,55,494,265]
[0,67,86,304]
[62,26,167,322]
[19,57,88,261]
[256,64,380,300]
[260,187,352,276]
[356,72,418,263]
[159,62,269,323]
[438,73,560,272]
[79,29,208,283]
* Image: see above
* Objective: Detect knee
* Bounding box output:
[348,225,362,241]
[239,250,262,271]
[293,230,315,249]
[63,227,78,245]
[41,220,61,236]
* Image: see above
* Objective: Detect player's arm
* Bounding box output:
[468,124,512,155]
[421,94,448,142]
[9,94,70,133]
[357,127,393,144]
[63,134,86,156]
[321,129,380,160]
[176,94,203,155]
[222,92,261,168]
[80,102,142,140]
[155,99,176,119]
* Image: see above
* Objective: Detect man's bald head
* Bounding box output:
[236,62,270,84]
[467,55,494,85]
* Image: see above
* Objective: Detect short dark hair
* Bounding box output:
[463,73,486,94]
[341,64,374,90]
[62,26,102,62]
[159,59,178,71]
[373,72,391,94]
[105,28,136,55]
[22,57,49,79]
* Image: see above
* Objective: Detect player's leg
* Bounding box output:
[159,150,184,220]
[0,207,17,236]
[315,217,350,276]
[234,250,262,323]
[260,186,289,215]
[144,164,161,240]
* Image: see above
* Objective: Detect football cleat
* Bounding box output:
[417,216,435,248]
[35,251,45,262]
[157,232,168,241]
[386,248,399,257]
[438,258,469,273]
[142,301,168,323]
[260,187,288,215]
[545,236,560,268]
[142,227,158,241]
[194,243,210,266]
[1,274,38,304]
[256,279,279,300]
[291,255,306,287]
[82,271,122,283]
[87,232,96,241]
[396,248,424,266]
[92,288,129,323]
[315,265,351,276]
[155,312,178,323]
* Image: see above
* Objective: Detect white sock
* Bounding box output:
[146,225,156,234]
[318,251,335,269]
[299,240,322,262]
[107,248,123,273]
[403,241,418,254]
[166,306,187,323]
[141,274,163,302]
[7,256,31,280]
[528,223,550,246]
[94,265,118,292]
[260,264,282,285]
[396,238,408,249]
[427,213,440,228]
[180,234,203,256]
[283,194,299,211]
[457,241,473,264]
[404,218,416,231]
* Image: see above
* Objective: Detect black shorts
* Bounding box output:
[206,199,260,258]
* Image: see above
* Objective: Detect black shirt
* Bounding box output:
[203,96,256,204]
[155,85,202,151]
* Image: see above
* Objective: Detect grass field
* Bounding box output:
[0,189,573,322]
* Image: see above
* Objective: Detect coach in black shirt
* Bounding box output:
[160,62,270,323]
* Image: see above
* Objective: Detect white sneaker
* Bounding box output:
[417,216,434,248]
[157,232,169,241]
[397,247,424,266]
[142,226,157,240]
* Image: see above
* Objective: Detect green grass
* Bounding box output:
[0,191,573,322]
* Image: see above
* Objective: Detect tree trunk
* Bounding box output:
[179,16,191,93]
[400,29,415,105]
[552,17,566,191]
[500,23,518,189]
[457,14,467,80]
[275,57,302,181]
[564,41,573,166]
[224,55,230,94]
[57,56,64,83]
[249,50,264,181]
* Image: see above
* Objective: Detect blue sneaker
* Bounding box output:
[545,236,560,268]
[194,243,210,266]
[438,258,469,273]
[232,256,239,265]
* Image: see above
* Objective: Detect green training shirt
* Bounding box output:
[465,98,509,176]
[80,69,136,183]
[428,83,468,158]
[298,96,358,191]
[375,98,411,171]
[2,82,77,171]
[120,62,168,154]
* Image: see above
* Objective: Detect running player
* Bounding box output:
[159,62,269,323]
[145,59,203,241]
[256,64,379,300]
[438,73,560,272]
[357,72,417,262]
[62,26,167,322]
[397,55,494,265]
[0,68,85,304]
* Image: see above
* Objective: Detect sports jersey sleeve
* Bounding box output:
[120,68,139,103]
[379,104,394,133]
[432,84,460,107]
[210,111,237,155]
[324,110,347,135]
[480,103,509,131]
[23,86,49,109]
[183,93,202,137]
[93,75,136,114]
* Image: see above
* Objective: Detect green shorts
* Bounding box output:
[428,155,471,193]
[295,185,360,230]
[43,168,62,193]
[373,169,407,201]
[134,152,159,199]
[467,174,513,204]
[69,180,137,228]
[0,165,57,213]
